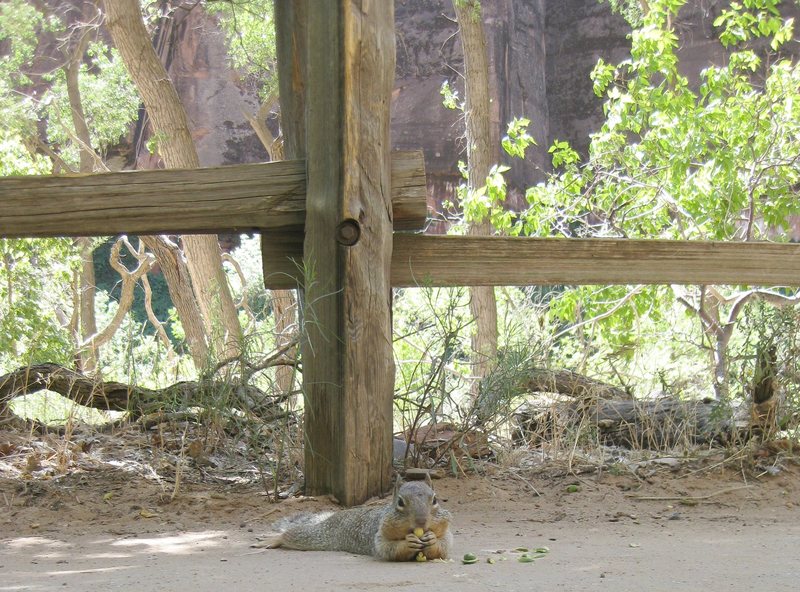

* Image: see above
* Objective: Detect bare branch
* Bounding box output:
[80,237,154,350]
[205,335,300,381]
[554,285,645,340]
[243,336,300,380]
[221,252,254,322]
[676,292,722,335]
[26,136,75,174]
[703,285,800,326]
[140,272,177,360]
[726,288,800,326]
[242,90,281,160]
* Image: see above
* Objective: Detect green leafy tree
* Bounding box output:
[43,42,140,168]
[210,0,277,101]
[0,0,140,372]
[518,0,800,398]
[605,0,647,27]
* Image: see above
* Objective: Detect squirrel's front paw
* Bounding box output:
[404,533,425,551]
[420,531,438,547]
[420,531,446,559]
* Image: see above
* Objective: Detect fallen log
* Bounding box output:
[512,366,741,448]
[514,397,737,449]
[0,363,142,411]
[522,368,632,401]
[511,359,800,449]
[0,363,282,419]
[588,398,734,448]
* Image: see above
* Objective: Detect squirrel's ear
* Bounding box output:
[424,471,433,489]
[392,473,402,500]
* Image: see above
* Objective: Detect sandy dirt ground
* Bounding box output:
[1,429,799,592]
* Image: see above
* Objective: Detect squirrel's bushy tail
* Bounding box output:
[267,511,338,551]
[267,506,386,555]
[271,511,334,533]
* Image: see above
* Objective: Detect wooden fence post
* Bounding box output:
[300,0,396,505]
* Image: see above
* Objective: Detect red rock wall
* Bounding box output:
[146,0,800,226]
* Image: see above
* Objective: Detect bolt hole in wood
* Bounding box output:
[336,219,361,246]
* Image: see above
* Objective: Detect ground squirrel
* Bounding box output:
[268,475,452,561]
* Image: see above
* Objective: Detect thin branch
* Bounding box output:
[221,252,254,322]
[554,286,645,341]
[140,272,177,361]
[80,237,154,350]
[205,335,301,381]
[242,89,280,159]
[68,267,80,341]
[676,293,722,335]
[26,136,75,174]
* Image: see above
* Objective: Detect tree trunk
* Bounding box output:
[751,340,780,437]
[64,30,98,374]
[103,0,241,367]
[271,289,298,394]
[244,97,299,397]
[262,93,299,402]
[76,237,98,372]
[64,30,93,174]
[261,133,297,397]
[452,0,499,401]
[182,235,241,361]
[140,236,209,368]
[514,363,792,449]
[515,396,755,449]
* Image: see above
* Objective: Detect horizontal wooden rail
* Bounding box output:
[262,234,800,289]
[0,151,427,237]
[391,235,800,287]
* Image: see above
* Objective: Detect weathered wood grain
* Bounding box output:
[386,150,428,231]
[390,235,800,287]
[274,0,307,162]
[299,0,396,505]
[0,152,426,237]
[262,234,800,289]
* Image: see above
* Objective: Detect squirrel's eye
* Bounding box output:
[432,496,438,505]
[397,497,405,508]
